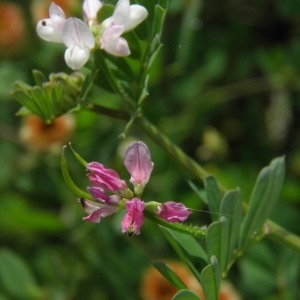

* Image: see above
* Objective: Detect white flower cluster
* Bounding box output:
[36,0,148,70]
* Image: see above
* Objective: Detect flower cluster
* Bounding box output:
[80,141,191,235]
[36,0,148,70]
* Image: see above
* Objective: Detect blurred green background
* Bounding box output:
[0,0,300,299]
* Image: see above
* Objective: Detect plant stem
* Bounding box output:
[135,114,227,193]
[265,220,300,253]
[144,210,207,238]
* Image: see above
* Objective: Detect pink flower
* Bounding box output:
[157,201,191,223]
[79,198,117,223]
[88,186,120,205]
[87,161,128,193]
[122,198,145,235]
[124,141,154,194]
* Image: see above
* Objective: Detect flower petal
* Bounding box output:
[64,44,90,70]
[88,186,120,205]
[100,24,130,56]
[112,0,130,26]
[36,3,66,43]
[124,141,154,190]
[123,5,148,32]
[49,2,65,19]
[157,201,191,223]
[122,198,145,235]
[87,161,128,192]
[83,0,103,24]
[79,198,116,223]
[63,17,95,49]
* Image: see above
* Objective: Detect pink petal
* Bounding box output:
[79,198,116,223]
[87,161,128,192]
[88,186,120,205]
[124,141,153,189]
[157,201,191,223]
[121,198,145,235]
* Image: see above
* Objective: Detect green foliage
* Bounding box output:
[12,71,84,123]
[2,0,300,299]
[166,229,207,261]
[239,157,285,249]
[200,256,221,300]
[172,289,202,300]
[204,176,222,222]
[0,249,43,299]
[154,261,188,290]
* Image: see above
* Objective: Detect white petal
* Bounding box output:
[36,19,63,43]
[64,45,90,70]
[49,2,65,19]
[83,0,103,23]
[49,2,66,35]
[63,18,95,49]
[100,24,130,56]
[123,5,148,32]
[112,0,130,26]
[102,35,130,57]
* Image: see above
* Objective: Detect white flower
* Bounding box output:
[83,0,103,25]
[100,0,148,56]
[100,23,130,56]
[103,0,148,32]
[36,2,66,43]
[63,18,95,70]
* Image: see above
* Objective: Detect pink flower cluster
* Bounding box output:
[80,141,191,235]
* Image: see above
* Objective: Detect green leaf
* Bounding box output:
[69,143,88,166]
[160,227,203,285]
[220,189,243,267]
[239,157,285,248]
[153,261,188,290]
[172,289,202,300]
[61,146,92,200]
[32,69,46,86]
[12,71,84,123]
[200,256,221,300]
[205,176,222,221]
[167,229,207,261]
[206,218,229,274]
[0,249,42,299]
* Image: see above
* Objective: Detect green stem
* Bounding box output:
[135,114,227,193]
[265,220,300,253]
[85,103,129,120]
[144,210,206,238]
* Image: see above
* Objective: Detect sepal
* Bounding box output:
[11,71,84,123]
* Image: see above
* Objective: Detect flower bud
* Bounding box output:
[157,201,191,223]
[124,141,154,196]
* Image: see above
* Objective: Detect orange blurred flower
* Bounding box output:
[19,114,75,153]
[140,260,241,300]
[0,3,26,55]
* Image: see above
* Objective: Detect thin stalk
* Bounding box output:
[135,114,227,193]
[265,220,300,253]
[144,210,206,238]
